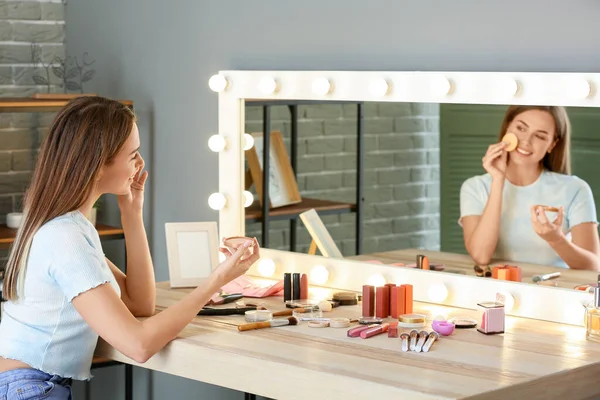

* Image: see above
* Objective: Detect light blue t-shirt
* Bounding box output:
[459,170,598,268]
[0,211,120,380]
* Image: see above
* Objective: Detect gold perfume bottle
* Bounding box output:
[585,276,600,343]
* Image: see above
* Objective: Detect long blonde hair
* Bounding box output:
[498,105,571,175]
[4,96,136,300]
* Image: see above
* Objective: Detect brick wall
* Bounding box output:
[244,102,441,256]
[0,1,66,268]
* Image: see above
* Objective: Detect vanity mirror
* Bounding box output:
[209,70,600,325]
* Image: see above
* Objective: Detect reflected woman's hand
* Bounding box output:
[482,141,508,182]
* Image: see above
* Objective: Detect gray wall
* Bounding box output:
[244,102,440,255]
[64,0,600,399]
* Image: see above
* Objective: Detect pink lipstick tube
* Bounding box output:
[360,323,389,339]
[347,324,378,338]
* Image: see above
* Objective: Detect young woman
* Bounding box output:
[0,96,259,399]
[459,105,600,270]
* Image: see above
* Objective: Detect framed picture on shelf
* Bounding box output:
[165,221,219,288]
[299,208,344,258]
[245,130,302,209]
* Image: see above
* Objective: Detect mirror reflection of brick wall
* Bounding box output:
[245,103,440,256]
[0,1,66,269]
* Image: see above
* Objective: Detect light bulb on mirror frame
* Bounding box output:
[569,79,593,99]
[208,192,227,210]
[257,76,279,95]
[498,77,520,97]
[257,258,276,277]
[208,74,228,92]
[498,291,516,313]
[366,273,386,287]
[427,282,448,303]
[208,134,227,152]
[429,76,452,97]
[243,133,255,150]
[309,265,330,285]
[368,78,391,97]
[312,77,332,96]
[243,191,254,208]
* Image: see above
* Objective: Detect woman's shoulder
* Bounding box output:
[542,171,593,191]
[34,211,95,248]
[461,173,492,191]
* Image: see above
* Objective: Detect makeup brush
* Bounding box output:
[238,316,298,332]
[532,272,561,283]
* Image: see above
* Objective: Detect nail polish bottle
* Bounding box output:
[585,274,600,343]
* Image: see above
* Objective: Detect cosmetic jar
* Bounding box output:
[329,318,351,328]
[293,305,322,320]
[222,236,255,259]
[358,316,383,325]
[6,212,22,229]
[245,310,272,322]
[448,317,477,329]
[432,320,455,336]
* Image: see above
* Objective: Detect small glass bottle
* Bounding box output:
[585,277,600,343]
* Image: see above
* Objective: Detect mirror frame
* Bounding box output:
[212,70,599,325]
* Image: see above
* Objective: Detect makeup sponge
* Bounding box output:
[501,132,518,152]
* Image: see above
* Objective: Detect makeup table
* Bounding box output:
[95,281,600,400]
[349,248,597,290]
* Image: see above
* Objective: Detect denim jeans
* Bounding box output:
[0,368,72,400]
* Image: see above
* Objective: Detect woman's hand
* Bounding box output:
[531,205,565,244]
[118,156,148,217]
[482,142,508,182]
[212,237,260,286]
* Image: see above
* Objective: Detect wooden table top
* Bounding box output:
[95,281,600,399]
[350,248,598,291]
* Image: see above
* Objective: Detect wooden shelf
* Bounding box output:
[0,223,124,245]
[0,97,133,113]
[245,197,356,222]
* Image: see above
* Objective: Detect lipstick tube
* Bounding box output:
[360,323,389,339]
[347,324,378,338]
[283,273,292,302]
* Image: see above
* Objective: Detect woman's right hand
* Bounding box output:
[482,141,508,181]
[211,238,260,286]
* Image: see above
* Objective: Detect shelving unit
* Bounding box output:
[0,96,133,400]
[244,99,365,255]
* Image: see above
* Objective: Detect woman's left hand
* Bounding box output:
[118,157,148,217]
[530,205,565,244]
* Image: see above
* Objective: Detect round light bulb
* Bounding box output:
[243,133,255,150]
[366,273,386,287]
[427,283,448,303]
[505,78,520,97]
[208,192,227,210]
[368,78,390,97]
[429,76,452,97]
[310,265,330,285]
[208,134,227,152]
[499,292,515,312]
[570,79,592,99]
[312,77,332,96]
[243,191,254,208]
[258,76,278,95]
[208,74,228,92]
[257,258,276,277]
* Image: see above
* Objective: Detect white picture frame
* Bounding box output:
[165,221,219,288]
[299,209,344,258]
